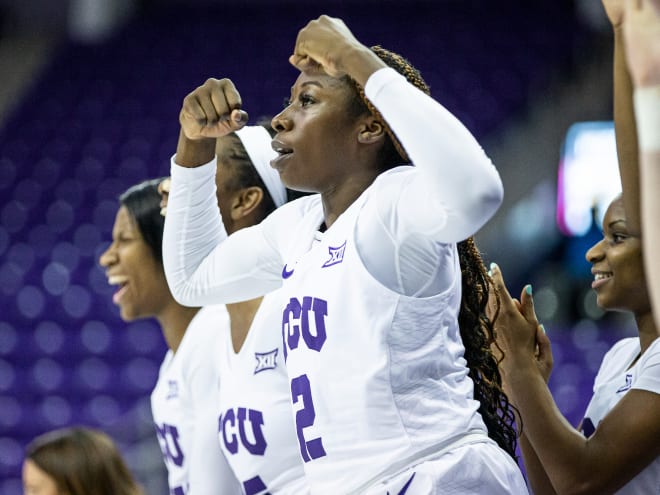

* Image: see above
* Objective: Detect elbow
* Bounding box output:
[457,176,504,237]
[163,268,197,307]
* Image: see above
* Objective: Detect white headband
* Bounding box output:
[235,126,287,208]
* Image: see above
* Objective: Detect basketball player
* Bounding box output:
[99,178,240,495]
[161,126,310,494]
[162,15,528,494]
[488,2,660,491]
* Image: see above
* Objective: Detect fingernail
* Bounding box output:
[489,262,498,273]
[487,270,492,277]
[540,324,546,334]
[525,285,533,296]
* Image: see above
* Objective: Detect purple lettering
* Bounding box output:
[282,298,302,360]
[155,423,184,467]
[220,410,238,454]
[291,374,326,462]
[282,296,328,358]
[238,407,267,456]
[220,408,268,456]
[243,475,271,495]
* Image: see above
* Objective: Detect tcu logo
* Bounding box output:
[281,296,328,360]
[155,423,184,467]
[219,407,267,456]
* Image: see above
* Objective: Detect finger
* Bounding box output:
[488,262,515,304]
[519,285,540,325]
[196,93,221,126]
[158,177,171,195]
[218,79,242,114]
[290,54,322,73]
[229,109,249,131]
[536,324,554,367]
[181,93,207,125]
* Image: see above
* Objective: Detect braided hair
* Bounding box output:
[457,237,517,458]
[346,46,518,458]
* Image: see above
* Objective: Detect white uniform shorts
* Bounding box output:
[363,439,529,495]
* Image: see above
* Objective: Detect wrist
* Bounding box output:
[634,85,660,152]
[175,130,216,168]
[343,45,387,88]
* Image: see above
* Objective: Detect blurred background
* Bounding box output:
[0,0,638,492]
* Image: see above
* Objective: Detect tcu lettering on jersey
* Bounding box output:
[219,407,267,455]
[281,296,328,361]
[155,423,184,467]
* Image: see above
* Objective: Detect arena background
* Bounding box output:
[0,0,638,492]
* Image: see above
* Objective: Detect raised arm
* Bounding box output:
[603,0,641,234]
[162,79,283,306]
[289,16,503,244]
[624,0,660,329]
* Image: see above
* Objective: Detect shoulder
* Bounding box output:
[261,194,323,251]
[603,337,640,363]
[266,193,321,222]
[180,305,229,357]
[639,337,660,365]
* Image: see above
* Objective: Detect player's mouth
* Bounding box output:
[107,275,129,304]
[271,139,293,169]
[591,270,612,289]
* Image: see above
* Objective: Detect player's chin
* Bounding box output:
[119,306,139,322]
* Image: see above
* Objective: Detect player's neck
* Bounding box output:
[635,310,659,356]
[157,303,201,353]
[227,296,264,353]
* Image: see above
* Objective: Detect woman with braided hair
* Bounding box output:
[163,15,527,494]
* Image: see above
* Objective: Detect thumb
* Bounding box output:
[229,109,249,130]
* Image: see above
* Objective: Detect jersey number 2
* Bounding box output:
[291,374,326,462]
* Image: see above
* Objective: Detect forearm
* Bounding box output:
[175,128,216,168]
[641,155,660,327]
[365,68,503,242]
[519,433,558,495]
[612,26,641,234]
[162,159,280,306]
[506,363,601,494]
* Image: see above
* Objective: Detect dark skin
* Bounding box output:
[174,15,392,229]
[491,198,660,494]
[622,0,660,331]
[99,206,199,354]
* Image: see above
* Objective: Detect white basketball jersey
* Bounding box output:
[216,291,310,495]
[278,185,488,494]
[581,337,660,494]
[151,305,240,495]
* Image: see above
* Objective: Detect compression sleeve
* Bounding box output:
[162,158,283,306]
[355,68,503,296]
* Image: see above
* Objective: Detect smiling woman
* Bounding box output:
[488,1,660,492]
[98,178,240,495]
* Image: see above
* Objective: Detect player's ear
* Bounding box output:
[230,186,263,220]
[357,116,386,145]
